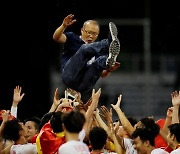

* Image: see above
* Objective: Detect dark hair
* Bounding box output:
[168,123,180,142]
[132,127,157,146]
[2,119,22,141]
[89,126,107,150]
[24,116,41,131]
[139,117,160,137]
[62,110,85,133]
[39,112,54,130]
[127,116,138,127]
[50,111,64,133]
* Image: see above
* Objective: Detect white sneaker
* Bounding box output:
[109,22,118,41]
[106,39,120,67]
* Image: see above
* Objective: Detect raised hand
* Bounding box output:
[63,14,77,28]
[111,94,122,110]
[171,91,180,106]
[1,110,10,122]
[171,90,180,123]
[166,107,173,118]
[100,105,113,126]
[83,97,92,111]
[91,88,101,103]
[13,85,25,107]
[53,88,61,107]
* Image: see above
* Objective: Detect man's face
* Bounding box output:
[25,121,38,140]
[19,122,28,138]
[81,22,99,44]
[117,125,128,137]
[133,136,147,154]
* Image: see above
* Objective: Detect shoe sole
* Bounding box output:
[109,22,118,41]
[106,39,120,67]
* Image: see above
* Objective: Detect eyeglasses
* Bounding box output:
[83,28,98,36]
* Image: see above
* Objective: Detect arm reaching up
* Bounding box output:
[100,105,114,141]
[171,90,180,123]
[11,86,25,118]
[84,88,101,134]
[111,94,135,136]
[49,88,61,112]
[162,107,173,134]
[53,14,77,43]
